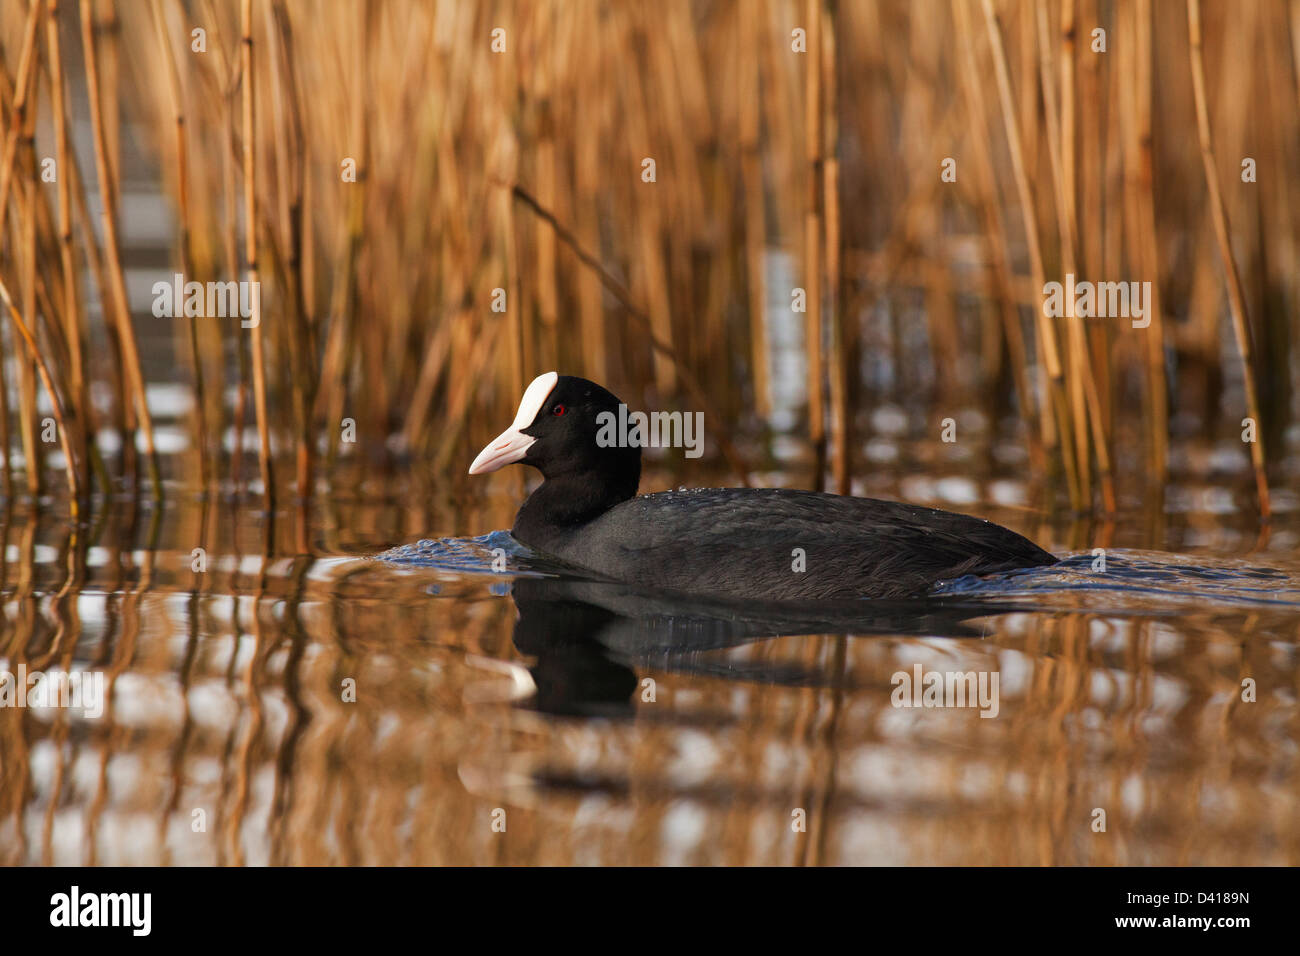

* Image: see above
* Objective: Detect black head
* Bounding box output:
[469,373,641,527]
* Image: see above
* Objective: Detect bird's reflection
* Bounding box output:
[507,576,1026,717]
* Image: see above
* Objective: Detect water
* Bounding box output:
[2,456,1297,866]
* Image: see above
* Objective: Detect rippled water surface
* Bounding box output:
[3,453,1298,866]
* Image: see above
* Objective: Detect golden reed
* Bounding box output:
[0,0,1294,521]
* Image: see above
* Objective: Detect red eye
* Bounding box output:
[552,404,566,416]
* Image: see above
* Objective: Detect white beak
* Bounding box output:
[467,426,536,475]
[468,372,558,475]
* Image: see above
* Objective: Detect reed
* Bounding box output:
[17,166,41,498]
[240,0,274,514]
[79,0,160,497]
[1187,0,1271,519]
[0,0,1293,523]
[822,1,849,496]
[1130,0,1168,486]
[45,0,90,489]
[150,0,211,489]
[980,0,1075,502]
[0,2,41,242]
[740,3,769,420]
[0,275,78,517]
[803,0,826,487]
[951,0,1037,468]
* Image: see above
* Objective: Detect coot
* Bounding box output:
[469,372,1057,600]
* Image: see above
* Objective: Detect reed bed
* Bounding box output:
[0,0,1296,519]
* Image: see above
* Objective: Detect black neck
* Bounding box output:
[513,461,640,545]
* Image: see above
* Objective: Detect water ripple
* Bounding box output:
[936,550,1300,609]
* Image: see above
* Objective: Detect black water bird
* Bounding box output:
[469,373,1057,600]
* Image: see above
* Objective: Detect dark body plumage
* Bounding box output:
[473,374,1058,602]
[516,486,1056,600]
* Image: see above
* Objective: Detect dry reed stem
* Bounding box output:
[403,310,456,448]
[822,2,848,496]
[740,3,769,420]
[952,0,1038,465]
[618,27,676,396]
[1133,0,1168,483]
[803,0,825,486]
[79,0,161,497]
[265,0,311,499]
[98,0,121,213]
[1039,0,1116,511]
[1187,0,1270,520]
[0,276,79,518]
[980,0,1081,507]
[241,0,274,510]
[1292,0,1300,112]
[0,330,10,498]
[151,0,211,490]
[0,1,41,239]
[16,167,41,496]
[1058,0,1115,512]
[59,142,116,497]
[312,0,369,466]
[1034,0,1084,504]
[1053,0,1091,502]
[45,0,86,457]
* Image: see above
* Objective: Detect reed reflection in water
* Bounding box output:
[1,468,1297,866]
